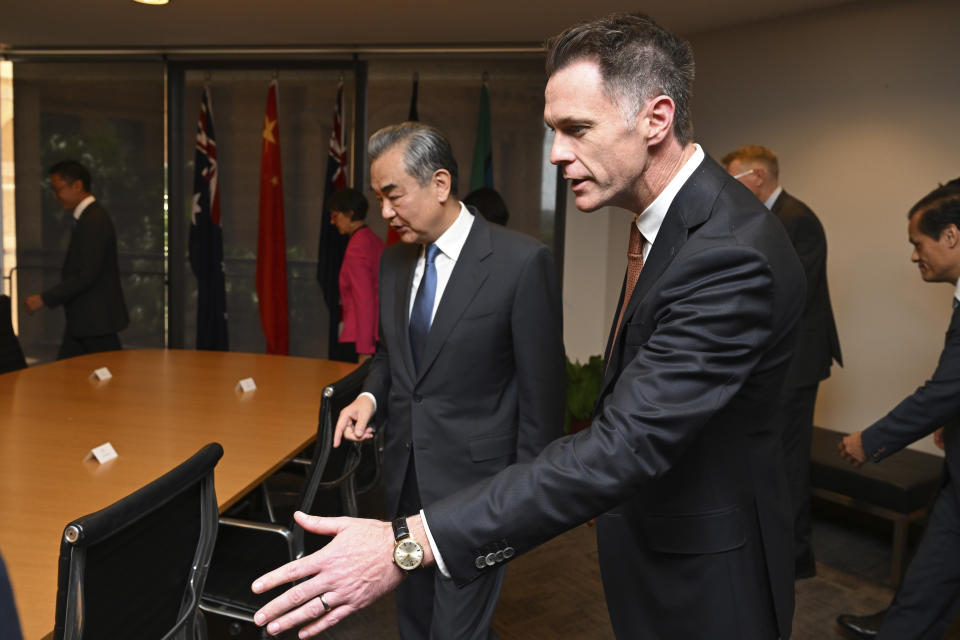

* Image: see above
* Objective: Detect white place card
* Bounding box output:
[236,377,257,393]
[90,367,112,381]
[85,442,118,464]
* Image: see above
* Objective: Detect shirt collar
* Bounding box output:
[635,144,705,245]
[764,185,783,210]
[431,202,474,262]
[74,195,96,221]
[954,280,960,306]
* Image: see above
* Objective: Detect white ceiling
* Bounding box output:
[1,0,859,50]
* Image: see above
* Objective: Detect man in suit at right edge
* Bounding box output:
[837,178,960,640]
[724,144,843,579]
[250,13,805,640]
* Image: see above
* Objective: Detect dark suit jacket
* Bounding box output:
[364,211,565,519]
[772,190,842,387]
[862,302,960,483]
[424,157,804,639]
[41,202,128,338]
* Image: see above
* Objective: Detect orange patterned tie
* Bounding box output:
[611,217,645,350]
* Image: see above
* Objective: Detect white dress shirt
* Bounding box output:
[408,203,475,321]
[73,195,96,221]
[634,144,705,255]
[764,185,783,211]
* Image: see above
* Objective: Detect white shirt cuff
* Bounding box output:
[359,391,377,414]
[419,509,451,578]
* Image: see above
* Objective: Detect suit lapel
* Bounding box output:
[393,244,420,379]
[946,301,960,341]
[599,156,725,396]
[415,215,492,381]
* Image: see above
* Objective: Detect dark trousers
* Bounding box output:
[778,382,819,569]
[395,456,503,640]
[878,481,960,639]
[57,331,122,361]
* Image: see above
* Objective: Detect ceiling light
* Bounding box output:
[134,0,169,5]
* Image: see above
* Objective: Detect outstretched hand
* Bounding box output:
[252,513,404,637]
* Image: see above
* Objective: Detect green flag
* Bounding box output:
[469,82,493,191]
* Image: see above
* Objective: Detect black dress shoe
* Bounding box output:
[836,610,886,639]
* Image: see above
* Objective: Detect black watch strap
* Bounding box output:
[393,516,411,542]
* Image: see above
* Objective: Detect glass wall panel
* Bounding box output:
[178,68,356,357]
[13,62,165,363]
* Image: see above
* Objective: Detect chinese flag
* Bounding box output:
[256,79,289,355]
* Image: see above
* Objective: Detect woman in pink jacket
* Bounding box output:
[328,188,384,362]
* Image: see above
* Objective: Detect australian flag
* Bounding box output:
[317,80,350,358]
[189,84,229,350]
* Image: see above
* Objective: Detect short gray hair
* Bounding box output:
[368,122,459,195]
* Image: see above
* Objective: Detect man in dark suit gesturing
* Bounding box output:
[251,14,804,640]
[331,122,565,639]
[837,179,960,640]
[724,144,843,578]
[24,160,128,360]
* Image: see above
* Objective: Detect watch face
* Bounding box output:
[394,539,424,570]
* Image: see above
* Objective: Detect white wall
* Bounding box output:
[562,0,960,454]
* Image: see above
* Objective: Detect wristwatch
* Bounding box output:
[392,517,425,571]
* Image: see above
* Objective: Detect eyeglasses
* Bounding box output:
[732,169,757,180]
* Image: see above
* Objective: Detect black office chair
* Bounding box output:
[200,361,371,625]
[0,549,23,640]
[0,295,27,374]
[52,442,223,640]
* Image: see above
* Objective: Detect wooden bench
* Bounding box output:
[810,426,943,585]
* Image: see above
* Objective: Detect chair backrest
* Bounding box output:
[53,442,223,640]
[0,295,26,374]
[293,360,371,554]
[0,550,22,640]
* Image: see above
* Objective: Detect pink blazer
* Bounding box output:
[338,226,384,354]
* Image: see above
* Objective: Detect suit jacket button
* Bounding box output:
[413,394,422,402]
[494,551,504,563]
[475,556,486,570]
[405,442,411,449]
[485,553,497,566]
[503,547,515,559]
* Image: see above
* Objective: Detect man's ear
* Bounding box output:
[643,95,676,146]
[944,224,960,249]
[432,169,452,203]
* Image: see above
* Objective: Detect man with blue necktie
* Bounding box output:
[331,122,565,640]
[838,178,960,640]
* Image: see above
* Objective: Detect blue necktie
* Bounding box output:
[409,244,440,372]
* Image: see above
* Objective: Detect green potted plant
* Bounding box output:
[565,355,603,433]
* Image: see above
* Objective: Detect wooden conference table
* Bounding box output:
[0,349,356,639]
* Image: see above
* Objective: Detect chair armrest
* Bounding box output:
[314,443,363,489]
[219,517,292,540]
[218,517,296,559]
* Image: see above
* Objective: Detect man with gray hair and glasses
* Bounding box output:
[323,121,564,639]
[252,14,803,640]
[723,144,843,581]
